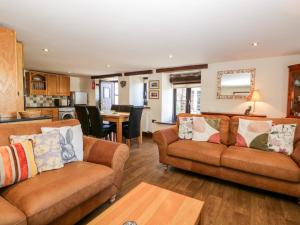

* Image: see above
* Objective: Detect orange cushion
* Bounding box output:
[167,140,227,166]
[0,141,38,188]
[221,146,300,182]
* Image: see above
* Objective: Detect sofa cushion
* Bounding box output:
[221,146,300,182]
[167,140,227,166]
[177,113,230,145]
[1,161,114,225]
[0,196,26,225]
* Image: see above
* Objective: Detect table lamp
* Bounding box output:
[249,89,262,112]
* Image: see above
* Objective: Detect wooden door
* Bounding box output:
[59,75,70,96]
[16,42,24,112]
[0,27,17,113]
[47,74,59,96]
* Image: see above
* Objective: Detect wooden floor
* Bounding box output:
[79,137,300,225]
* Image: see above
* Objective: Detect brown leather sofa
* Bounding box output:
[153,114,300,202]
[0,119,129,225]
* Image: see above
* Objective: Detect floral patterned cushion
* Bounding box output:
[236,118,272,150]
[192,117,221,143]
[178,117,193,139]
[267,124,297,155]
[10,130,64,172]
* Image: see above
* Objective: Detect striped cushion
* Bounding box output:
[0,141,38,188]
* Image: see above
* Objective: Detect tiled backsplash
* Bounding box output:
[25,95,68,107]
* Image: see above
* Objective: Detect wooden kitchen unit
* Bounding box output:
[26,70,70,96]
[26,108,59,121]
[0,27,18,113]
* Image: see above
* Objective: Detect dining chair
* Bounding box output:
[111,104,133,112]
[86,106,115,140]
[122,106,144,147]
[111,104,119,111]
[75,105,90,135]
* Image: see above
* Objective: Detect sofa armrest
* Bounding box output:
[292,141,300,167]
[152,126,178,163]
[83,136,129,190]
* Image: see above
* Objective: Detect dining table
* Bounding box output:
[101,111,130,143]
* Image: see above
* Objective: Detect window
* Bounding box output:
[173,87,201,120]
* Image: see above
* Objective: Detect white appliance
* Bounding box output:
[59,98,68,106]
[59,107,75,120]
[70,92,88,105]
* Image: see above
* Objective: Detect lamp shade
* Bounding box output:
[251,90,262,102]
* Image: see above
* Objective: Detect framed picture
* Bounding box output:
[149,80,160,89]
[149,90,159,99]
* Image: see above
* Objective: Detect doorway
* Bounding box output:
[99,81,118,110]
[173,87,201,120]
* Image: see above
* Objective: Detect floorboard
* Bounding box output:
[79,137,300,225]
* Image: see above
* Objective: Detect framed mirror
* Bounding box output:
[217,68,255,99]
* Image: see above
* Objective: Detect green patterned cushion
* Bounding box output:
[192,117,221,143]
[236,118,272,150]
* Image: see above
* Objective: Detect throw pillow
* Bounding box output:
[33,130,64,172]
[267,124,297,155]
[178,117,193,139]
[10,134,36,144]
[0,141,38,188]
[236,118,272,150]
[192,117,221,143]
[41,125,83,163]
[10,131,64,172]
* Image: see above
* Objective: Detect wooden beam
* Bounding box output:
[156,64,208,73]
[124,70,153,76]
[170,75,201,84]
[91,73,122,79]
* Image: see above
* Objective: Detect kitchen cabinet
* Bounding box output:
[47,74,70,96]
[27,71,70,96]
[16,42,24,112]
[0,27,18,113]
[26,71,48,95]
[58,75,70,96]
[47,74,59,96]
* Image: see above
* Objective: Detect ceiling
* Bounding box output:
[0,0,300,76]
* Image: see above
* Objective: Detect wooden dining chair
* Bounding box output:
[86,106,115,140]
[75,105,90,135]
[122,106,144,147]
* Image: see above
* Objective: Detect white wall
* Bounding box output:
[117,73,173,132]
[118,76,130,105]
[161,74,173,122]
[129,76,144,106]
[201,54,300,117]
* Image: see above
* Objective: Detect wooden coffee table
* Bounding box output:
[88,182,204,225]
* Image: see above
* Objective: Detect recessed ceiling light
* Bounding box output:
[68,71,71,74]
[169,54,173,59]
[251,42,259,47]
[106,64,111,68]
[42,48,49,52]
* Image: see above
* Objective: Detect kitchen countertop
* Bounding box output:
[25,106,72,109]
[0,116,52,124]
